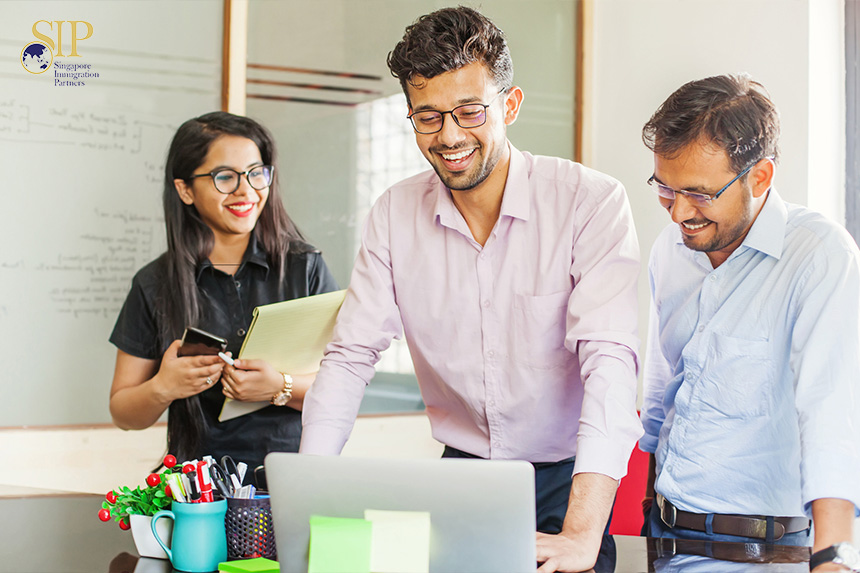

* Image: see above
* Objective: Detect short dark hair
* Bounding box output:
[642,73,780,173]
[387,6,513,104]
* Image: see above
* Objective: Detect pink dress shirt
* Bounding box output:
[301,143,643,479]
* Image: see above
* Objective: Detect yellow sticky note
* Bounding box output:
[364,510,431,573]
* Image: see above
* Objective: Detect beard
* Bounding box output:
[682,183,755,254]
[429,141,506,192]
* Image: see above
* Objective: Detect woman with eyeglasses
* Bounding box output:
[108,111,338,477]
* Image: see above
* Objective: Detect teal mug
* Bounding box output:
[151,500,227,572]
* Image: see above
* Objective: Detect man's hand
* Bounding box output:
[535,531,597,573]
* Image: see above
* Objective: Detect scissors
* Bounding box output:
[209,462,234,498]
[221,456,243,487]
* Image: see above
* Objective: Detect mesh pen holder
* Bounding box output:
[225,494,276,560]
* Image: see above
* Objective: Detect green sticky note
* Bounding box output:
[308,515,372,573]
[218,557,279,572]
[364,510,431,573]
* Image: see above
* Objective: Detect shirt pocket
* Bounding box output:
[699,333,774,418]
[511,291,571,369]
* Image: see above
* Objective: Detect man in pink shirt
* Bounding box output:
[300,7,642,571]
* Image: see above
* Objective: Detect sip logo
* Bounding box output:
[21,20,94,74]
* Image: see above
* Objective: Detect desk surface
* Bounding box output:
[0,494,812,573]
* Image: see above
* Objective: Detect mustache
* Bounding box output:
[429,143,478,154]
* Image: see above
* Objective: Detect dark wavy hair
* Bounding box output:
[159,111,307,462]
[387,6,513,104]
[642,73,780,173]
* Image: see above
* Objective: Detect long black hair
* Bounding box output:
[159,111,307,462]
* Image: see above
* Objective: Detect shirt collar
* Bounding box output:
[433,140,530,227]
[738,188,787,260]
[673,188,787,262]
[196,232,270,281]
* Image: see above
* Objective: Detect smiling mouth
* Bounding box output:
[681,220,711,231]
[226,203,255,213]
[440,148,476,164]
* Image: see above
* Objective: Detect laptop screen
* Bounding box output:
[265,453,536,572]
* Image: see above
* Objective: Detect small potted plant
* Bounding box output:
[97,454,179,559]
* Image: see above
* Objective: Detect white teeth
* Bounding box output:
[682,221,709,230]
[227,203,253,212]
[442,149,474,161]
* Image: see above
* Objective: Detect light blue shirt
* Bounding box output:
[640,190,860,518]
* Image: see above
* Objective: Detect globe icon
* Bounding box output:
[21,42,52,74]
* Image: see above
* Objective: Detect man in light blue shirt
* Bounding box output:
[639,74,860,568]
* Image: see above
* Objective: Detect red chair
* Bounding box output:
[609,445,649,535]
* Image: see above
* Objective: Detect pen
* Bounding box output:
[218,352,234,366]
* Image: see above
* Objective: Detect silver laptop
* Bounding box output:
[265,453,536,573]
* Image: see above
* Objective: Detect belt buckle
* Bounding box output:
[660,496,677,528]
[656,537,677,559]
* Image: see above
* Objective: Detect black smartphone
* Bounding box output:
[177,326,228,357]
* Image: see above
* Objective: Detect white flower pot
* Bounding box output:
[130,513,172,560]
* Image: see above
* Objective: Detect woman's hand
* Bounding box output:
[109,340,224,430]
[220,357,283,403]
[153,339,225,401]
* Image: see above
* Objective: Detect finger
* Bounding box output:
[164,339,183,358]
[536,557,556,573]
[232,357,265,370]
[195,354,224,366]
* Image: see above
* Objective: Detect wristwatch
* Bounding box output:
[271,372,293,406]
[810,542,860,571]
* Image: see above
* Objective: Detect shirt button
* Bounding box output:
[237,328,246,336]
[697,325,704,332]
[488,400,495,408]
[482,299,490,308]
[487,350,495,357]
[234,280,241,288]
[493,441,501,448]
[709,275,716,282]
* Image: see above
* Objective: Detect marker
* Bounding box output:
[197,460,214,502]
[218,352,234,366]
[186,470,202,503]
[166,473,187,503]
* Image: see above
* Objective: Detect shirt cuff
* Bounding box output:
[638,433,659,454]
[572,437,636,481]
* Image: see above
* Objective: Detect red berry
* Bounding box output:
[182,464,194,474]
[106,491,117,504]
[146,473,161,487]
[118,518,130,530]
[164,484,172,498]
[163,454,177,468]
[98,508,111,522]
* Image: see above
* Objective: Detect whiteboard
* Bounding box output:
[0,1,222,425]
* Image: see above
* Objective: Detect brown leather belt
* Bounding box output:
[656,494,810,541]
[651,537,811,563]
